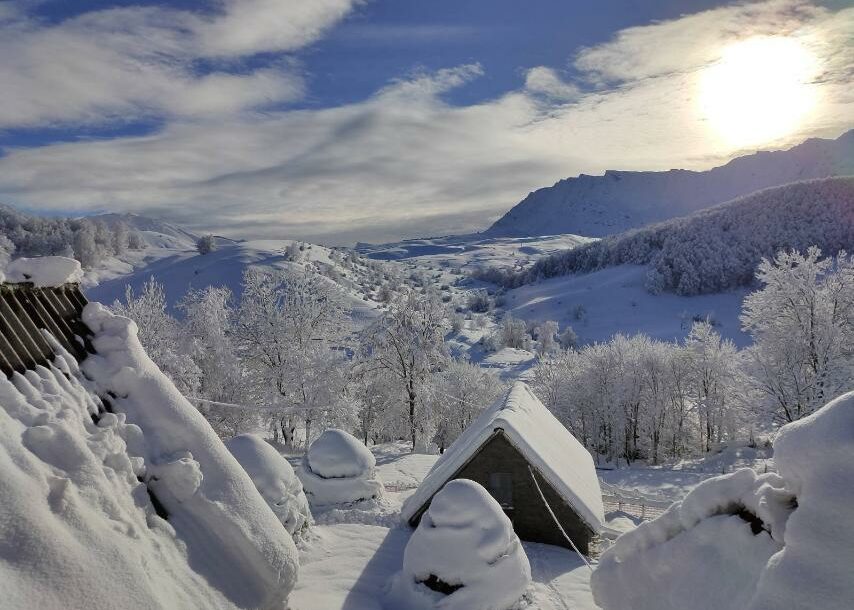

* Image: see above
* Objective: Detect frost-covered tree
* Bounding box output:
[429,359,504,452]
[497,313,530,350]
[684,321,742,451]
[196,234,216,255]
[534,320,560,355]
[360,289,448,451]
[235,266,351,447]
[177,286,253,437]
[741,247,854,423]
[110,277,200,395]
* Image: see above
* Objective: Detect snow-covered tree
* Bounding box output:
[178,286,253,437]
[534,320,559,356]
[430,359,504,452]
[110,277,200,395]
[741,247,854,423]
[360,289,448,451]
[235,266,351,447]
[196,234,216,255]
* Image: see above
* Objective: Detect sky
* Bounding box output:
[0,0,851,244]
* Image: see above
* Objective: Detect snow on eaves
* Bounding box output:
[78,302,299,608]
[401,382,604,532]
[3,256,83,287]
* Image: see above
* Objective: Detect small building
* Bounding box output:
[401,382,604,554]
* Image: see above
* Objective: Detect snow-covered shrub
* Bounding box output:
[387,479,531,610]
[196,234,216,254]
[558,325,578,349]
[298,429,383,506]
[225,434,312,537]
[592,390,854,610]
[467,289,491,313]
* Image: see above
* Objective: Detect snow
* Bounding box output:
[387,479,532,610]
[85,238,381,327]
[592,390,854,610]
[0,344,249,609]
[506,264,750,346]
[402,382,604,533]
[3,256,83,286]
[299,428,384,506]
[290,524,596,610]
[79,302,300,608]
[225,433,312,537]
[747,390,854,610]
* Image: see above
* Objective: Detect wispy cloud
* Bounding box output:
[0,0,357,127]
[0,0,850,244]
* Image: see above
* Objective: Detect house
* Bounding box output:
[401,382,604,554]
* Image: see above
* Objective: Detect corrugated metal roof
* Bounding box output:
[0,282,91,376]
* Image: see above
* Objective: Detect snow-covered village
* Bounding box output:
[0,2,853,610]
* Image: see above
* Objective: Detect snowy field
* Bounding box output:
[505,264,750,347]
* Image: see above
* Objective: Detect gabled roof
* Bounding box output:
[401,382,604,531]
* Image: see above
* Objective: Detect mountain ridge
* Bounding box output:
[487,129,854,237]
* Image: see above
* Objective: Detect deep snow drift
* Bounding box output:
[388,479,532,610]
[225,433,312,537]
[0,318,298,610]
[592,390,854,610]
[0,303,298,610]
[299,428,384,506]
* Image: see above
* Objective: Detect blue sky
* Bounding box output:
[0,0,851,243]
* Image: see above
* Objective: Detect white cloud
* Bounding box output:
[0,0,850,244]
[197,0,357,56]
[0,1,357,127]
[524,67,580,101]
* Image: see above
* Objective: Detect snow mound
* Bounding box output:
[3,256,83,286]
[298,428,383,506]
[79,303,299,608]
[402,382,603,532]
[225,434,312,537]
[305,428,376,478]
[0,346,233,609]
[387,479,532,610]
[592,390,854,610]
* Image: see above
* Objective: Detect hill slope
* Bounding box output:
[488,130,854,237]
[519,176,854,295]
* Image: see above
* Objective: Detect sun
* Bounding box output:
[698,36,819,148]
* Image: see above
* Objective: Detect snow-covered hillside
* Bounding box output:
[519,176,854,295]
[488,129,854,237]
[85,238,388,327]
[504,264,750,346]
[358,233,594,270]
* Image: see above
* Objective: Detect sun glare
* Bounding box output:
[699,36,819,148]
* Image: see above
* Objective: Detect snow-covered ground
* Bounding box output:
[359,233,594,271]
[286,437,753,610]
[505,264,750,346]
[85,236,384,330]
[290,441,598,610]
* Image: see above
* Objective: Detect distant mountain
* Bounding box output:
[488,130,854,237]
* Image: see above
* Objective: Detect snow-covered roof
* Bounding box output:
[3,256,83,287]
[401,382,604,531]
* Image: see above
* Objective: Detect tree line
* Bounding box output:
[1,204,144,269]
